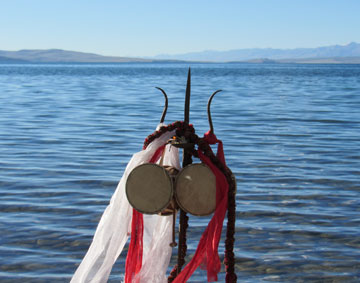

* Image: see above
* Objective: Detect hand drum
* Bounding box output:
[126,164,176,215]
[175,164,216,216]
[126,163,216,216]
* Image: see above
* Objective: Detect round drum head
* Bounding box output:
[175,163,216,216]
[126,163,173,214]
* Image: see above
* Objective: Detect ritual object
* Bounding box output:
[71,68,237,283]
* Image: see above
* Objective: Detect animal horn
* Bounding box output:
[155,87,168,123]
[207,90,222,133]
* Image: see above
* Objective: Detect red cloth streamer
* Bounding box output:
[149,144,166,164]
[203,130,226,166]
[174,131,228,282]
[124,144,166,282]
[125,209,143,282]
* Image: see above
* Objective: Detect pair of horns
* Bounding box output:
[155,85,222,133]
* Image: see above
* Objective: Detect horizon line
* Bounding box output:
[0,41,359,58]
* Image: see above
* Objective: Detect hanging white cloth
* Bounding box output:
[134,142,180,283]
[71,128,179,283]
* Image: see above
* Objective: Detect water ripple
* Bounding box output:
[0,63,360,282]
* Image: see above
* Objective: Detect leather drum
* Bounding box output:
[126,163,178,215]
[175,163,216,216]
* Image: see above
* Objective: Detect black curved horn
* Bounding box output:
[155,87,168,123]
[207,90,222,133]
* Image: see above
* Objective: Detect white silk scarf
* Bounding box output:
[71,127,179,283]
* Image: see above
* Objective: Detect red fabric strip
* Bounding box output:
[149,144,166,164]
[203,130,226,166]
[125,209,144,282]
[174,132,228,282]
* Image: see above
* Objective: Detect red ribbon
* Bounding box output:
[174,131,228,282]
[124,144,166,282]
[125,208,143,282]
[203,130,226,166]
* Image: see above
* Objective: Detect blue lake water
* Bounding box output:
[0,63,359,282]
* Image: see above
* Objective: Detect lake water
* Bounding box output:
[0,63,359,282]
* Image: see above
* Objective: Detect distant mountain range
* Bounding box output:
[0,49,152,63]
[1,43,360,63]
[153,42,360,63]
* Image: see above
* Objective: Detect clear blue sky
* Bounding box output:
[1,0,359,57]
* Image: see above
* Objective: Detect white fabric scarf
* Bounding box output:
[71,128,179,283]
